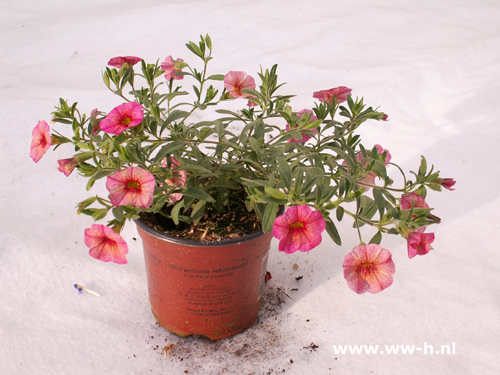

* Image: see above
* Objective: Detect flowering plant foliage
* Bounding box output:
[31,35,454,293]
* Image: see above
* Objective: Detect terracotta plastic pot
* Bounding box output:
[135,220,274,340]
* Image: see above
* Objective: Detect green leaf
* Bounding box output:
[191,200,206,225]
[336,206,344,221]
[207,74,224,81]
[369,231,382,245]
[112,207,124,222]
[418,156,428,176]
[325,217,342,245]
[373,188,386,217]
[180,187,215,202]
[277,157,292,189]
[160,110,190,133]
[261,203,279,233]
[153,142,187,163]
[264,187,288,200]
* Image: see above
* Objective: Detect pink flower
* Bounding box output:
[161,56,185,81]
[84,224,128,264]
[100,102,144,135]
[106,166,156,209]
[30,120,51,163]
[313,86,352,106]
[57,157,78,177]
[435,178,456,191]
[407,229,435,259]
[285,109,319,143]
[272,205,326,254]
[400,192,429,211]
[224,71,256,99]
[161,157,187,202]
[107,56,142,68]
[342,244,396,294]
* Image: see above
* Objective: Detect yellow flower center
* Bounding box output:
[290,222,304,229]
[122,116,132,125]
[127,180,141,189]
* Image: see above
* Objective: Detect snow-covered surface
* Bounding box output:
[2,0,500,374]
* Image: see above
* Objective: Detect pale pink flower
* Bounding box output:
[224,71,256,99]
[285,109,319,143]
[313,86,352,105]
[161,56,185,81]
[106,166,156,209]
[161,157,187,202]
[57,157,78,177]
[272,205,326,254]
[400,192,429,211]
[30,120,51,163]
[407,229,435,259]
[107,56,142,68]
[343,244,396,294]
[100,102,144,135]
[84,224,128,264]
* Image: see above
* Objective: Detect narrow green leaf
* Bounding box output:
[261,203,279,233]
[369,231,382,245]
[180,187,215,202]
[373,188,386,217]
[336,206,344,221]
[191,200,206,225]
[325,218,342,245]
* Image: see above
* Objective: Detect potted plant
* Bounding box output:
[30,35,455,340]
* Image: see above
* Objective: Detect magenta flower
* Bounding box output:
[161,56,185,81]
[272,205,326,254]
[107,56,142,68]
[407,229,435,258]
[313,86,352,105]
[100,102,144,135]
[342,244,396,294]
[57,157,78,177]
[285,109,319,143]
[161,157,187,202]
[30,120,52,163]
[400,192,429,211]
[84,224,129,264]
[106,166,156,209]
[224,71,256,99]
[435,178,456,191]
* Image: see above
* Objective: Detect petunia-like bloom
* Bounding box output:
[435,178,456,191]
[400,192,429,211]
[57,157,78,177]
[224,71,256,99]
[342,244,396,294]
[161,157,187,202]
[107,56,142,68]
[313,86,352,106]
[84,224,129,264]
[106,166,156,209]
[272,205,326,254]
[30,120,52,163]
[100,102,144,135]
[285,109,319,143]
[407,229,435,259]
[161,56,185,81]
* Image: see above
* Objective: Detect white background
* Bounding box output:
[1,0,499,374]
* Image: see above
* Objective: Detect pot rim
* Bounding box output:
[134,205,284,247]
[134,218,270,247]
